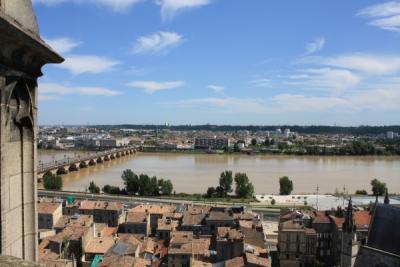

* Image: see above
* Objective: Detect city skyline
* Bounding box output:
[34,0,400,126]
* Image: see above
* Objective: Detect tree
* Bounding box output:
[251,138,257,146]
[371,178,387,196]
[206,187,216,198]
[88,181,100,194]
[279,176,293,195]
[43,174,62,190]
[122,169,139,194]
[149,176,159,195]
[355,189,368,195]
[219,170,233,197]
[138,174,151,196]
[159,179,174,196]
[234,173,254,198]
[102,185,121,194]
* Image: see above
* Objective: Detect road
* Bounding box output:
[37,190,281,215]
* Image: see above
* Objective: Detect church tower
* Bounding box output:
[0,0,63,261]
[341,197,360,267]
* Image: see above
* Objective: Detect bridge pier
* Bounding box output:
[104,155,110,161]
[110,154,116,159]
[68,163,79,172]
[79,161,88,168]
[89,159,97,166]
[97,157,104,163]
[56,167,68,175]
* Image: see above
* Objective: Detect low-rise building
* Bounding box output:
[120,212,151,236]
[215,227,244,262]
[38,201,63,230]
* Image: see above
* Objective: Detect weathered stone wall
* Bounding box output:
[0,0,63,261]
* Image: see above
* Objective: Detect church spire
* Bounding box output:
[384,189,390,205]
[343,196,354,233]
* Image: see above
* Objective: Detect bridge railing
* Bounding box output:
[38,147,135,173]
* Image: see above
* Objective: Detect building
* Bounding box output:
[37,202,62,230]
[354,204,400,267]
[206,210,236,235]
[120,212,151,236]
[278,216,317,267]
[129,204,176,234]
[168,231,194,267]
[215,227,244,262]
[93,201,125,227]
[0,0,63,261]
[194,136,230,150]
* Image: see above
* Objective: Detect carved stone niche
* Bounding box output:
[0,1,63,262]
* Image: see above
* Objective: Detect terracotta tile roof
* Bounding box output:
[313,211,330,224]
[208,211,233,221]
[354,211,372,229]
[169,231,193,255]
[225,256,245,267]
[85,237,115,255]
[217,227,244,240]
[129,204,175,215]
[126,212,148,224]
[37,202,61,214]
[192,238,211,256]
[79,200,97,210]
[98,255,136,267]
[182,212,205,226]
[157,218,178,231]
[245,253,270,266]
[191,260,212,267]
[133,258,152,267]
[48,225,90,243]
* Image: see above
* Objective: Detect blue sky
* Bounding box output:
[33,0,400,126]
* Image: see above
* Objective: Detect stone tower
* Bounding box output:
[0,0,63,261]
[341,197,360,267]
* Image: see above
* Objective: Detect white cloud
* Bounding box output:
[132,32,183,55]
[57,55,120,75]
[39,83,122,101]
[44,37,81,54]
[305,37,325,55]
[127,80,185,93]
[250,78,273,88]
[156,0,211,21]
[207,84,224,93]
[358,1,400,32]
[285,68,361,93]
[33,0,144,12]
[300,54,400,75]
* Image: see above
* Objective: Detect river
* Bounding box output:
[38,150,400,194]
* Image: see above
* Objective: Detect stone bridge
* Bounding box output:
[37,147,136,179]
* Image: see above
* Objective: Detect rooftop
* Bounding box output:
[126,212,148,224]
[129,204,175,215]
[85,237,116,255]
[37,202,61,214]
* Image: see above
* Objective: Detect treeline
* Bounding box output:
[291,140,400,156]
[94,124,400,135]
[93,169,174,196]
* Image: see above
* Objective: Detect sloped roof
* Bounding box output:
[367,204,400,255]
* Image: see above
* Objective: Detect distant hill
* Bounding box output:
[93,124,400,135]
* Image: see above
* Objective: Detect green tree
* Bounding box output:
[102,185,121,194]
[43,174,62,190]
[206,186,216,198]
[122,169,139,194]
[279,176,293,195]
[219,170,233,197]
[149,176,159,195]
[355,189,368,195]
[251,138,257,146]
[370,178,387,196]
[159,179,174,196]
[234,173,254,198]
[138,174,151,196]
[88,181,100,194]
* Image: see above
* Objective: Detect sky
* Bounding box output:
[33,0,400,126]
